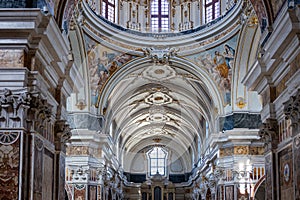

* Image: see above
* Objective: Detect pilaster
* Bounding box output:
[259,118,279,200]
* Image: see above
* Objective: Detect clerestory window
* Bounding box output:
[147,146,167,176]
[205,0,220,23]
[151,0,169,32]
[102,0,115,22]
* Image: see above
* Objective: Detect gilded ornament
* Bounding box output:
[236,97,246,109]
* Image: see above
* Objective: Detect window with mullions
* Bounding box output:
[148,147,167,176]
[151,0,169,32]
[102,0,115,22]
[205,0,220,23]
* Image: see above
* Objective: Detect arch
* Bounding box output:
[253,175,265,199]
[154,186,162,200]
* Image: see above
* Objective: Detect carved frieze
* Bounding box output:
[259,118,279,151]
[284,89,300,136]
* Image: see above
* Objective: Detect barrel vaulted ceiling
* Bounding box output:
[99,56,221,157]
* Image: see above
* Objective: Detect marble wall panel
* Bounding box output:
[265,153,273,200]
[278,145,294,199]
[0,49,25,68]
[0,137,20,199]
[43,148,54,200]
[33,137,44,199]
[59,154,66,200]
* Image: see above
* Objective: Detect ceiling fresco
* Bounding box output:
[186,34,238,106]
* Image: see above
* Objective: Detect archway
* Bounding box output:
[154,186,162,200]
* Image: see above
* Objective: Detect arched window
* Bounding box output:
[205,0,220,23]
[147,147,167,176]
[151,0,169,32]
[102,0,115,22]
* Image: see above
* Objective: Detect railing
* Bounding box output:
[251,165,265,182]
[222,165,265,183]
[84,1,238,38]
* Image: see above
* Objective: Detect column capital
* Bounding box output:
[259,118,279,151]
[54,120,71,152]
[284,89,300,136]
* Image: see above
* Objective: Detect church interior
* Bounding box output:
[0,0,300,199]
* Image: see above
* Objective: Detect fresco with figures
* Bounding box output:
[84,34,137,105]
[186,34,238,106]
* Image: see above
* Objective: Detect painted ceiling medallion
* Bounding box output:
[142,64,176,81]
[145,92,173,105]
